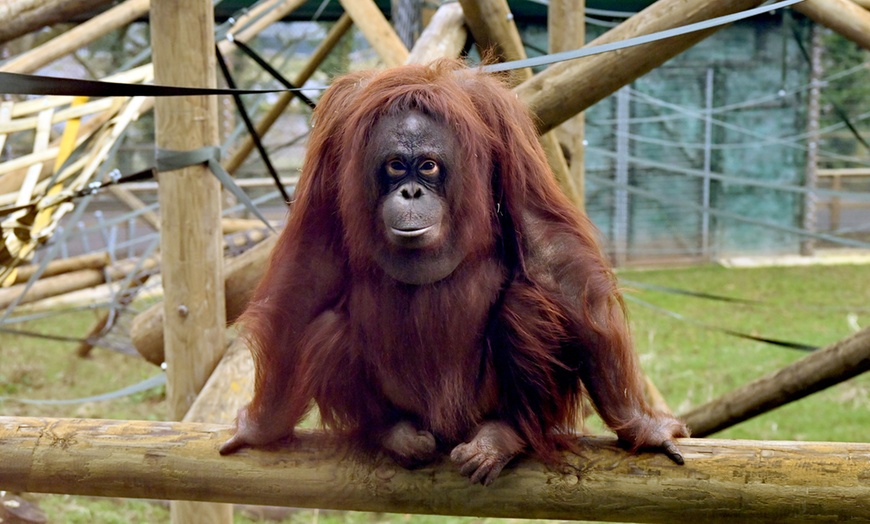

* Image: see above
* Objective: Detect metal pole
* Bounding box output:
[614,87,630,266]
[702,67,714,259]
[801,24,822,256]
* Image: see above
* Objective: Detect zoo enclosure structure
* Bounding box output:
[1,0,870,523]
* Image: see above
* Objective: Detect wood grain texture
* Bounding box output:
[338,0,408,67]
[406,3,467,65]
[1,417,869,523]
[0,0,113,46]
[794,0,870,51]
[548,0,586,211]
[457,0,580,206]
[0,0,150,74]
[683,326,870,437]
[515,0,767,134]
[130,235,277,366]
[151,0,225,419]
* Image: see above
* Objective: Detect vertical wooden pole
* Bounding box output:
[548,0,586,212]
[457,0,581,207]
[150,1,230,523]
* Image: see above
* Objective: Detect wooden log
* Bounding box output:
[225,13,353,175]
[8,252,109,285]
[457,0,580,207]
[173,338,252,521]
[0,0,113,46]
[218,0,306,50]
[1,417,869,522]
[0,0,151,74]
[793,0,870,51]
[406,2,467,64]
[150,0,228,519]
[183,338,254,424]
[130,235,277,366]
[514,0,767,135]
[682,326,870,437]
[0,491,45,524]
[549,0,586,211]
[220,218,271,234]
[0,256,158,310]
[338,0,409,67]
[457,0,531,84]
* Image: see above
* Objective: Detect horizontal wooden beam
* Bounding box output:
[1,417,868,522]
[514,0,767,134]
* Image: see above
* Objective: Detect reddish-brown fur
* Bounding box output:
[221,60,688,484]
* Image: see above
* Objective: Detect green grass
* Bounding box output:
[621,263,870,442]
[2,262,869,521]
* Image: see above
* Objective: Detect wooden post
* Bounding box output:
[2,417,870,522]
[130,235,277,366]
[793,0,870,51]
[549,0,586,211]
[514,0,768,134]
[149,0,229,522]
[338,0,409,67]
[456,0,581,207]
[406,2,466,64]
[457,0,530,84]
[682,326,870,437]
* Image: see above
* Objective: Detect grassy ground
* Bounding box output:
[1,262,869,522]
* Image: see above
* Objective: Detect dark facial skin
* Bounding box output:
[369,111,466,285]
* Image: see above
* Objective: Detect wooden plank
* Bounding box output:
[0,98,115,135]
[0,102,12,153]
[15,109,53,206]
[1,417,869,522]
[183,339,254,424]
